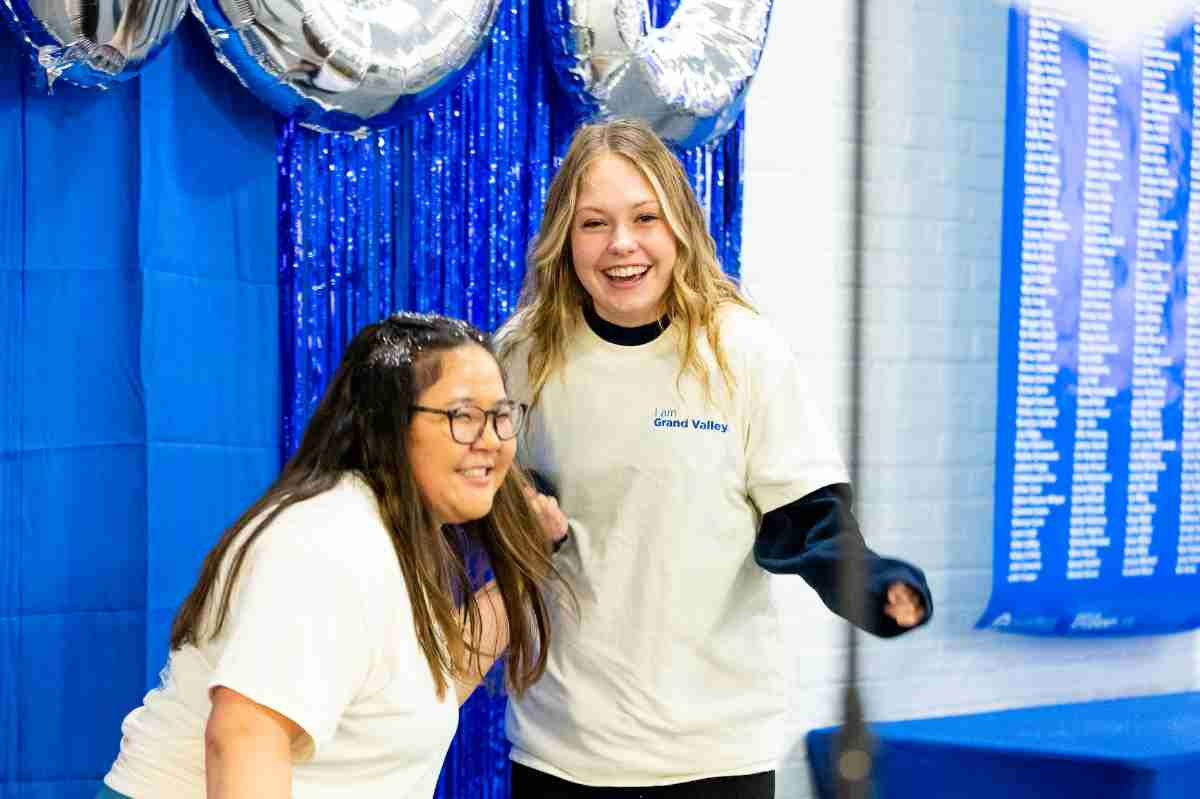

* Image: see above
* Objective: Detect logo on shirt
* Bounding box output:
[652,407,728,434]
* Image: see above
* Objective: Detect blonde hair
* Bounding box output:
[502,118,754,408]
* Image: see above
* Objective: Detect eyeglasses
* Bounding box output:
[411,401,527,445]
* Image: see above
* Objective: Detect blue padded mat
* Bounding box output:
[806,692,1200,799]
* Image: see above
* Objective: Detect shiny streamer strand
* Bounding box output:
[279,122,402,452]
[278,2,744,796]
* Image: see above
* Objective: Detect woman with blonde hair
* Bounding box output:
[98,313,566,799]
[500,118,933,798]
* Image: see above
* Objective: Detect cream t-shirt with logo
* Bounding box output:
[501,307,848,786]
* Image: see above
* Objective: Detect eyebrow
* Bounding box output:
[443,394,509,406]
[575,200,660,215]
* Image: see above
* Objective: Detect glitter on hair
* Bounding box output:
[364,312,486,369]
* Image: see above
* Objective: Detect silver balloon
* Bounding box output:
[1,0,189,87]
[546,0,774,148]
[189,0,501,134]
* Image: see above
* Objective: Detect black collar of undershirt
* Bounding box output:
[582,302,670,346]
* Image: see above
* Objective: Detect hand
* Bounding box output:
[522,484,569,547]
[883,582,925,628]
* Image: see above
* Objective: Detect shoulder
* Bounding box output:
[709,303,792,369]
[713,303,770,340]
[251,475,394,582]
[494,315,534,378]
[494,328,533,403]
[493,312,532,362]
[270,474,381,537]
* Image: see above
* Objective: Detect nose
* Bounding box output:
[471,416,502,451]
[607,223,636,255]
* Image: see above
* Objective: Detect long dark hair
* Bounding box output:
[169,312,558,698]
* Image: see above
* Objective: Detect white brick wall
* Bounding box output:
[741,2,1200,797]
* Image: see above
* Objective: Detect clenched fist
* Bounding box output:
[883,582,925,628]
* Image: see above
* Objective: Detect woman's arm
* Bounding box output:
[454,581,509,705]
[205,686,306,799]
[453,479,568,704]
[753,483,933,637]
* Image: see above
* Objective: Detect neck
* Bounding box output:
[583,302,669,346]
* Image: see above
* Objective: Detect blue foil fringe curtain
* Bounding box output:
[278,2,745,797]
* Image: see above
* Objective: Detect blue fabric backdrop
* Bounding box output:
[0,2,746,797]
[0,18,279,799]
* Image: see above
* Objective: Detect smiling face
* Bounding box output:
[570,154,679,328]
[406,344,516,525]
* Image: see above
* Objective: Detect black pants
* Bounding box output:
[511,763,775,799]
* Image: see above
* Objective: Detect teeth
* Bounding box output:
[461,467,490,479]
[604,264,649,278]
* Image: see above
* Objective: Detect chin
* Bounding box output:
[599,296,664,325]
[443,501,496,526]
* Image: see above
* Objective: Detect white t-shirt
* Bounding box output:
[104,474,459,798]
[500,306,848,786]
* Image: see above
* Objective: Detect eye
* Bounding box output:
[580,218,606,229]
[637,213,659,223]
[451,407,482,423]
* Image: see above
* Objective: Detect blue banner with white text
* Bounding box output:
[978,7,1200,635]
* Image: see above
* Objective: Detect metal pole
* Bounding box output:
[835,0,874,797]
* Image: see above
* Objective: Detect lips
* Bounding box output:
[457,465,494,485]
[602,263,650,284]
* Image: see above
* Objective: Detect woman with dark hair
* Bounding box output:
[98,312,565,799]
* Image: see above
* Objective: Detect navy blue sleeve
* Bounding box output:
[753,483,933,638]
